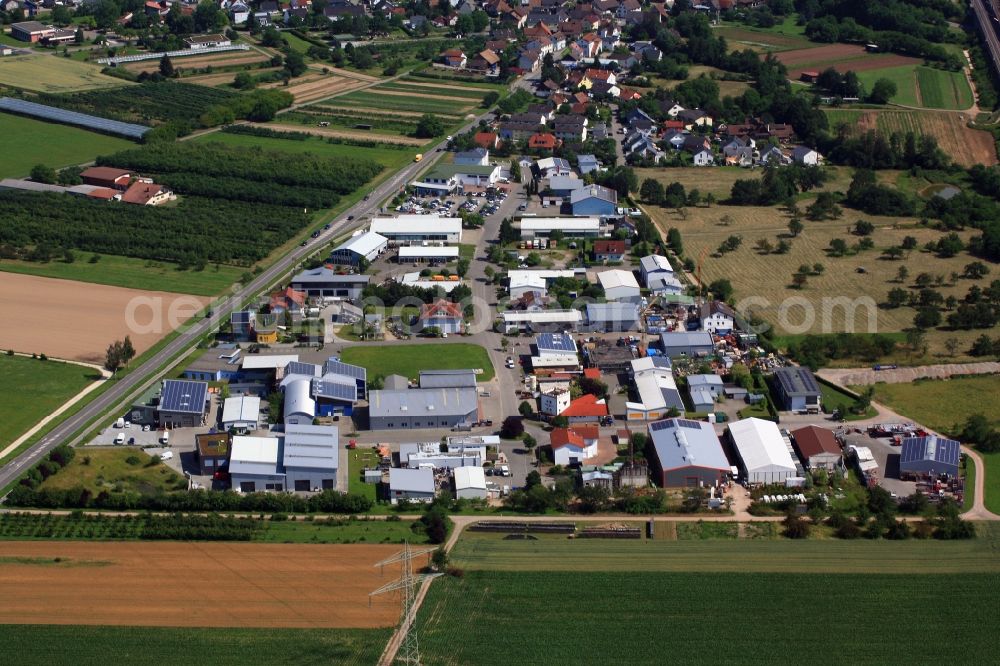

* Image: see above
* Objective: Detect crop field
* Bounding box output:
[0,55,128,93]
[0,625,390,666]
[656,65,751,98]
[0,272,209,363]
[0,356,96,451]
[635,165,855,199]
[282,108,424,137]
[450,525,1000,573]
[340,343,495,382]
[0,253,245,296]
[400,74,506,91]
[0,112,134,179]
[198,131,413,170]
[184,67,283,88]
[0,541,402,627]
[824,109,996,168]
[258,121,428,145]
[123,50,269,74]
[850,64,973,110]
[413,570,1000,665]
[643,200,983,338]
[38,448,188,496]
[262,72,367,104]
[714,18,813,52]
[330,89,480,116]
[778,44,921,78]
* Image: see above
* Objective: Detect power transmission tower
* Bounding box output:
[370,542,441,666]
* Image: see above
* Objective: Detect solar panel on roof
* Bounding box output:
[286,361,319,377]
[0,97,151,139]
[649,419,677,432]
[324,358,366,380]
[312,379,357,401]
[676,419,703,429]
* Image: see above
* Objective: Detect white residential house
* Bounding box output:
[551,426,600,466]
[540,388,571,416]
[791,146,822,166]
[690,147,714,166]
[758,145,790,166]
[701,301,736,334]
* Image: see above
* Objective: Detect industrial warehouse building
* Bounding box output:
[367,388,479,430]
[791,425,842,471]
[626,356,684,422]
[282,377,316,426]
[773,366,822,413]
[648,418,731,487]
[596,269,641,302]
[389,467,436,504]
[229,435,285,493]
[899,435,960,479]
[369,215,463,244]
[220,395,261,432]
[453,466,488,499]
[156,379,209,428]
[660,332,714,358]
[289,268,371,299]
[728,417,798,484]
[517,216,602,239]
[282,423,340,491]
[329,231,388,265]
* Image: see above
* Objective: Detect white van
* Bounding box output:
[115,417,125,429]
[114,432,125,445]
[159,451,174,461]
[159,431,170,445]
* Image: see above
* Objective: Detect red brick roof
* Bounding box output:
[271,287,306,308]
[550,427,584,449]
[594,240,625,255]
[561,394,608,417]
[583,367,601,380]
[120,182,166,205]
[474,131,498,149]
[420,299,463,320]
[791,425,841,459]
[528,133,559,149]
[585,68,613,81]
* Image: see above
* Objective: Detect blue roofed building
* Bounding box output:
[899,435,960,479]
[648,418,731,487]
[156,379,209,428]
[311,374,359,417]
[570,183,617,216]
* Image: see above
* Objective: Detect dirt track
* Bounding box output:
[0,541,401,628]
[0,273,209,364]
[817,362,1000,386]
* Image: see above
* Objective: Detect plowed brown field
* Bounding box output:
[0,541,402,628]
[777,44,919,77]
[856,110,996,167]
[0,273,209,363]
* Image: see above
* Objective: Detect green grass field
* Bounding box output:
[348,448,380,502]
[0,625,390,666]
[818,381,875,421]
[714,17,813,52]
[0,253,244,296]
[859,375,1000,434]
[195,131,413,170]
[982,451,1000,515]
[0,54,129,93]
[340,343,495,382]
[414,570,1000,665]
[0,112,134,179]
[450,525,1000,573]
[333,90,478,115]
[38,448,188,496]
[855,65,972,110]
[0,355,97,450]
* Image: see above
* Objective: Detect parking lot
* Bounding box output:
[841,431,917,497]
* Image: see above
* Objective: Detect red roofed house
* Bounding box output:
[585,68,616,86]
[269,287,307,316]
[560,393,609,424]
[474,131,500,149]
[442,48,467,68]
[528,132,560,151]
[791,425,842,472]
[618,87,643,101]
[550,425,599,465]
[663,119,685,131]
[419,299,464,335]
[120,181,173,206]
[81,166,132,190]
[593,239,626,262]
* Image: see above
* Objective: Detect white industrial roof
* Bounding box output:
[398,246,460,258]
[390,467,435,494]
[371,215,462,235]
[284,377,315,419]
[231,436,279,465]
[632,372,677,411]
[640,254,673,274]
[282,423,339,471]
[221,395,260,424]
[531,354,580,368]
[242,354,299,370]
[401,273,463,292]
[518,217,600,231]
[454,465,487,491]
[335,230,387,255]
[501,310,583,323]
[597,269,640,291]
[729,418,796,474]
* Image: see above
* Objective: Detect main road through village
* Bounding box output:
[0,71,539,494]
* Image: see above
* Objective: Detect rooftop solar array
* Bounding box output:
[159,379,208,414]
[536,332,577,353]
[324,357,367,381]
[285,361,320,378]
[0,97,151,139]
[775,366,820,396]
[312,377,358,402]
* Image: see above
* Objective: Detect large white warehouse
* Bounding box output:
[728,417,797,484]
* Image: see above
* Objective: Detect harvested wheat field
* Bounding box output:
[0,273,209,363]
[257,122,426,145]
[778,44,919,77]
[857,110,996,167]
[0,542,402,628]
[186,68,282,87]
[124,52,268,74]
[282,76,366,104]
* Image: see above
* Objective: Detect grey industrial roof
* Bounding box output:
[390,467,435,494]
[419,369,477,389]
[586,302,640,323]
[536,332,578,354]
[159,379,208,414]
[368,388,478,418]
[324,357,367,381]
[282,423,339,471]
[774,366,821,397]
[649,418,730,472]
[660,331,714,348]
[900,436,960,468]
[229,435,281,477]
[688,374,724,389]
[291,267,372,284]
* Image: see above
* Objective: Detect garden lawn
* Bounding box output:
[858,375,1000,434]
[38,448,187,496]
[413,570,1000,665]
[196,131,413,170]
[818,381,874,421]
[0,113,134,179]
[347,448,380,502]
[340,343,494,382]
[0,625,389,666]
[0,254,244,296]
[0,355,96,451]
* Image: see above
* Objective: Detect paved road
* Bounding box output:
[0,76,521,495]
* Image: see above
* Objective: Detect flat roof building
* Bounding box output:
[774,366,821,413]
[370,215,463,244]
[157,379,209,428]
[419,369,478,389]
[368,388,479,430]
[221,395,261,432]
[282,423,340,491]
[518,216,601,239]
[230,435,284,493]
[648,418,731,487]
[289,268,370,299]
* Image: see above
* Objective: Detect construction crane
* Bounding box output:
[370,543,441,666]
